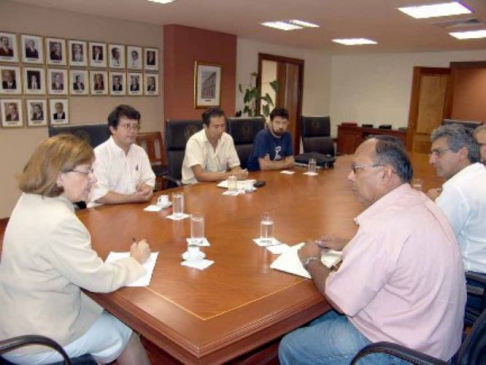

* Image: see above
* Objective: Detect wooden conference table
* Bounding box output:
[78,154,441,364]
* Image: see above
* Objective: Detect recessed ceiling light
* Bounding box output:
[398,2,472,19]
[262,21,303,31]
[332,38,377,46]
[147,0,176,4]
[450,29,486,39]
[288,20,320,28]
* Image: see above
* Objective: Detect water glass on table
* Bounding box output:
[172,192,184,218]
[308,158,317,174]
[190,213,205,245]
[260,212,274,244]
[228,175,238,192]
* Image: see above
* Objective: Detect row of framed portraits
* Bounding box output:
[0,32,159,71]
[1,98,69,128]
[0,66,159,96]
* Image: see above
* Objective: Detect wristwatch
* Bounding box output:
[301,256,321,269]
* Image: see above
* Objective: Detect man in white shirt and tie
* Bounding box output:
[90,105,155,206]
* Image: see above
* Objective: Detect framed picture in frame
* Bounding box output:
[128,73,143,96]
[89,42,107,68]
[46,37,67,66]
[68,40,87,67]
[0,32,19,63]
[1,99,23,128]
[47,68,68,95]
[0,66,22,95]
[23,67,46,95]
[108,44,125,69]
[127,46,142,70]
[26,99,48,127]
[194,61,222,109]
[21,34,44,64]
[144,48,158,71]
[90,70,108,95]
[49,99,69,125]
[69,69,89,95]
[144,73,158,96]
[109,71,126,96]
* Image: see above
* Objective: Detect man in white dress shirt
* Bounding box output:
[181,107,248,185]
[90,105,155,206]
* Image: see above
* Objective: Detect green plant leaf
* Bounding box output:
[270,80,279,93]
[263,104,270,117]
[243,89,252,104]
[238,84,243,93]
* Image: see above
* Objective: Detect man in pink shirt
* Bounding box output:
[279,136,466,364]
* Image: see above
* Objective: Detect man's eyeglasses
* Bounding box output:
[118,124,140,131]
[429,148,451,158]
[67,168,94,176]
[350,163,382,174]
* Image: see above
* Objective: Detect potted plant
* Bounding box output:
[236,72,278,118]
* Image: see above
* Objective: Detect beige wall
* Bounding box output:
[0,1,164,218]
[260,60,277,117]
[329,49,486,137]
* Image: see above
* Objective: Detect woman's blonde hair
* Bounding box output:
[18,134,94,197]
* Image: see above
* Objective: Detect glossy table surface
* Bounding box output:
[78,154,442,364]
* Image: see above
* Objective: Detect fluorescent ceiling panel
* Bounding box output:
[450,29,486,39]
[332,38,377,45]
[262,21,303,31]
[288,20,320,28]
[147,0,176,4]
[398,2,472,19]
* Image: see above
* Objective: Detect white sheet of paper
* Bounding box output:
[144,205,162,212]
[222,190,244,196]
[266,244,291,254]
[280,170,295,175]
[186,237,211,247]
[303,172,319,176]
[253,237,282,247]
[105,252,159,287]
[217,179,256,189]
[181,259,214,270]
[270,243,342,279]
[166,213,190,221]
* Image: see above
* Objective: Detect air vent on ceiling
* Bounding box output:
[432,17,484,29]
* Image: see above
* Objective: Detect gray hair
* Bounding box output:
[474,124,486,137]
[371,136,413,184]
[431,124,480,163]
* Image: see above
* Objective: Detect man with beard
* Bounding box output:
[247,107,294,171]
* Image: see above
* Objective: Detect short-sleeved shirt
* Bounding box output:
[247,129,293,171]
[90,137,155,205]
[181,130,240,185]
[326,184,466,361]
[436,163,486,273]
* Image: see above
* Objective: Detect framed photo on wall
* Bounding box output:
[89,42,107,68]
[194,61,221,109]
[127,46,142,70]
[144,73,158,96]
[69,70,89,95]
[26,99,48,127]
[128,73,143,96]
[90,70,108,95]
[109,72,126,96]
[49,99,69,125]
[68,40,87,67]
[1,99,23,128]
[144,48,158,71]
[21,34,44,64]
[0,66,22,95]
[0,32,18,63]
[23,67,46,95]
[47,69,68,95]
[109,44,125,69]
[46,37,66,66]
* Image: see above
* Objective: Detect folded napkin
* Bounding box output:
[166,213,190,220]
[181,259,214,270]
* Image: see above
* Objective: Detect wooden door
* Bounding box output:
[407,67,450,153]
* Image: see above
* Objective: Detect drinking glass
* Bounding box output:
[172,192,184,218]
[190,213,205,245]
[308,158,317,174]
[260,212,274,243]
[228,175,238,192]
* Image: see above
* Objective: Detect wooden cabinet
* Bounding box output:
[337,124,408,155]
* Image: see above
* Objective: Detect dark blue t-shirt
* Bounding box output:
[247,129,293,171]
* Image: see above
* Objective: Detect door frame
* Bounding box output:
[258,53,305,152]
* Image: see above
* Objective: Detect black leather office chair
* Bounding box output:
[351,308,486,365]
[164,119,203,186]
[0,335,96,365]
[466,271,486,327]
[227,117,265,169]
[48,124,110,148]
[301,116,335,156]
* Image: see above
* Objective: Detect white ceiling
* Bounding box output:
[10,0,486,54]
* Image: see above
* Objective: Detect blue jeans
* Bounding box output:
[279,310,408,365]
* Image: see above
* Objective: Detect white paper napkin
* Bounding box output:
[303,172,319,176]
[144,205,162,212]
[166,213,190,220]
[280,170,295,175]
[222,190,245,196]
[253,237,282,247]
[186,238,211,247]
[181,259,214,270]
[266,244,291,254]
